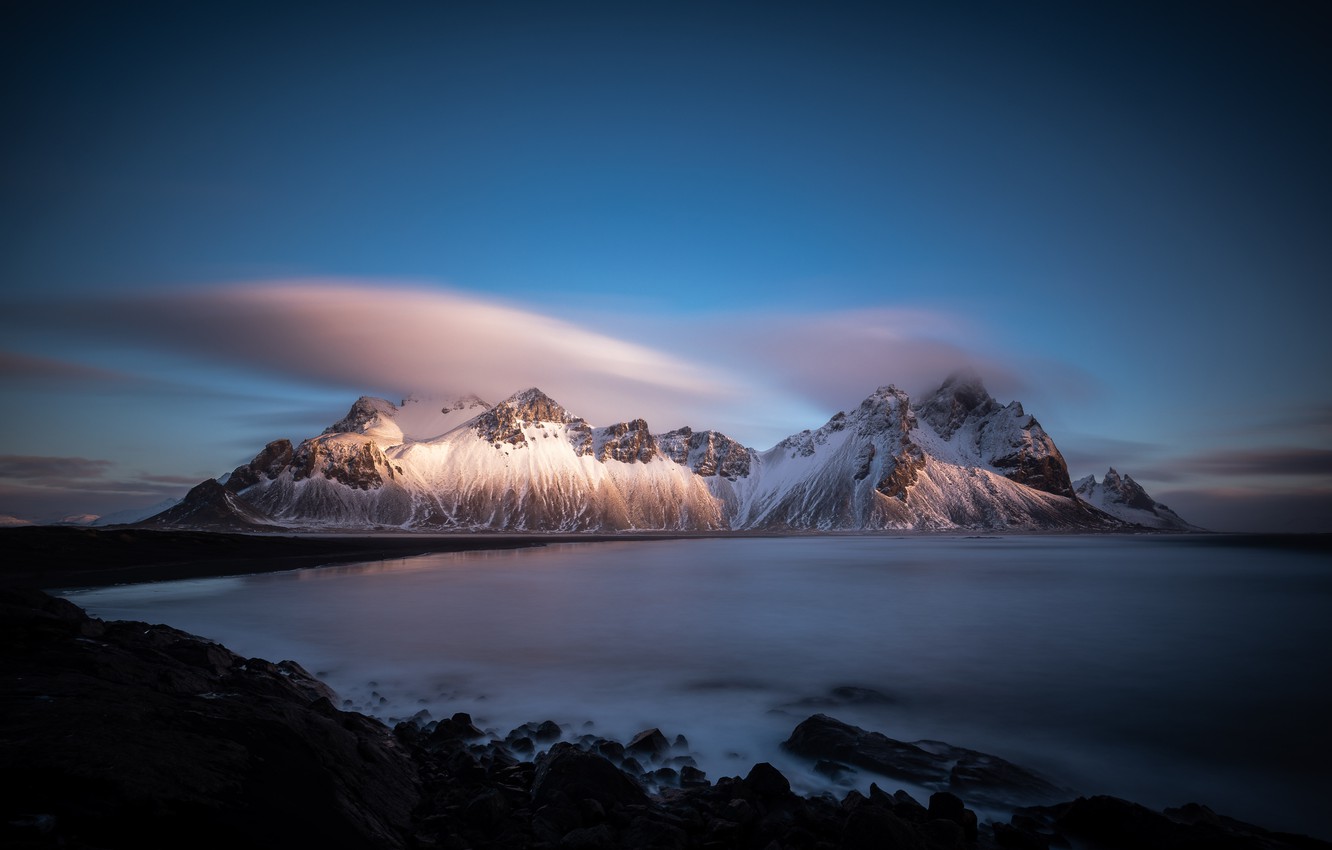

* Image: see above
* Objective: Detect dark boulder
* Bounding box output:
[843,806,925,850]
[785,714,1063,807]
[784,714,950,787]
[425,711,484,746]
[626,727,671,760]
[740,762,792,803]
[531,743,648,811]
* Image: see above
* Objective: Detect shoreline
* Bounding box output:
[3,585,1325,849]
[3,526,1325,591]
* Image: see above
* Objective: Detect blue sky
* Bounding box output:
[2,1,1329,531]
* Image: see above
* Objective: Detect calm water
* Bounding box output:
[65,536,1332,837]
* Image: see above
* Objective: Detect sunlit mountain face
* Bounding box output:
[146,375,1193,533]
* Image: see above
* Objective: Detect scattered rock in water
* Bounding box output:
[680,764,708,787]
[778,684,899,713]
[814,758,856,781]
[426,711,485,745]
[784,713,1064,806]
[625,727,671,761]
[531,743,649,810]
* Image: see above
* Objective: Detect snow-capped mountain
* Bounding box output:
[1074,468,1198,531]
[143,375,1190,533]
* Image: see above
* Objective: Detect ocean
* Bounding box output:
[65,535,1332,838]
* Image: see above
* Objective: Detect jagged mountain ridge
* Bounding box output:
[1074,468,1198,531]
[146,376,1189,532]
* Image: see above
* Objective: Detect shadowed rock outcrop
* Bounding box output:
[0,588,419,849]
[783,713,1066,807]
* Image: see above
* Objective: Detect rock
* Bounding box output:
[935,743,1064,804]
[928,791,978,842]
[464,788,509,829]
[626,727,671,760]
[651,767,679,786]
[1004,795,1332,850]
[0,589,419,849]
[784,714,951,787]
[620,755,646,776]
[741,762,792,802]
[679,765,708,788]
[560,823,616,849]
[893,789,929,821]
[830,684,896,704]
[843,806,923,850]
[785,714,1063,806]
[531,743,648,811]
[426,711,485,745]
[509,735,535,755]
[815,759,855,781]
[594,419,659,463]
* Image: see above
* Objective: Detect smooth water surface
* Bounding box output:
[66,536,1332,837]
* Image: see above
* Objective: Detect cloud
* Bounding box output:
[0,455,113,481]
[4,279,1055,446]
[0,455,192,502]
[4,281,755,434]
[1211,404,1332,442]
[1058,435,1174,480]
[676,309,992,405]
[1153,486,1332,534]
[648,307,1103,420]
[0,351,130,383]
[1178,447,1332,478]
[137,473,210,486]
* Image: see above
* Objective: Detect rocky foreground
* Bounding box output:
[3,589,1326,850]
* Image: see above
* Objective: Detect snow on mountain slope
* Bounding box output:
[148,376,1189,533]
[1074,469,1200,531]
[213,388,724,531]
[323,393,493,447]
[916,372,1074,497]
[726,383,1107,530]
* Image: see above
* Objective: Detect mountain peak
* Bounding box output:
[498,387,568,415]
[324,396,399,435]
[1075,467,1198,530]
[918,372,1000,439]
[475,387,584,447]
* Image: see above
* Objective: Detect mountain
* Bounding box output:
[92,498,182,527]
[145,376,1190,533]
[140,479,283,532]
[1074,469,1199,531]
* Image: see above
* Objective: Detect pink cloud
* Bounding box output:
[4,279,1072,447]
[18,281,749,433]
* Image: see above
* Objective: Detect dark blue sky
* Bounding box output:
[2,1,1329,530]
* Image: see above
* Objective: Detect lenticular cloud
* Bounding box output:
[38,281,748,430]
[3,279,1033,447]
